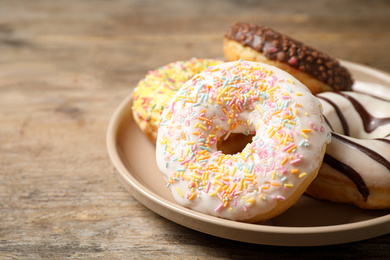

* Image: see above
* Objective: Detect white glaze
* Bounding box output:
[156,61,330,221]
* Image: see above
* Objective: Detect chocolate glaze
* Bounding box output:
[317,95,349,135]
[335,92,390,133]
[323,153,369,200]
[332,133,390,172]
[225,22,354,91]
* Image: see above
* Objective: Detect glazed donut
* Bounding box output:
[306,91,390,209]
[224,22,354,94]
[132,58,223,143]
[156,61,331,222]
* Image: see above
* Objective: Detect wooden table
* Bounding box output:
[1,0,389,258]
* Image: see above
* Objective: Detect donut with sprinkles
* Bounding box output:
[156,61,331,222]
[132,58,223,143]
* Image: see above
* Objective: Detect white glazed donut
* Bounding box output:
[306,91,390,209]
[156,61,331,222]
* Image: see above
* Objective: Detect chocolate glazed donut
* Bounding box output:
[224,22,354,94]
[307,91,390,209]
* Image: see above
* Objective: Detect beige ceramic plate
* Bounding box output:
[107,61,390,246]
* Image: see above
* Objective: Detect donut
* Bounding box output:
[132,58,223,143]
[223,22,354,94]
[306,91,390,209]
[156,61,331,222]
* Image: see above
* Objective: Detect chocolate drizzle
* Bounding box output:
[225,22,354,91]
[317,95,349,135]
[323,153,370,200]
[332,133,390,172]
[335,92,390,133]
[318,92,390,135]
[323,115,335,132]
[375,138,390,145]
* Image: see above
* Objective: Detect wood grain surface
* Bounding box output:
[1,0,389,259]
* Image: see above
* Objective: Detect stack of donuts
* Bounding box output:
[131,22,390,223]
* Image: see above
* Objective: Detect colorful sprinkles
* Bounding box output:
[132,58,223,140]
[156,61,330,221]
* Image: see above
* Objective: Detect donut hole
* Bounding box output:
[217,133,255,155]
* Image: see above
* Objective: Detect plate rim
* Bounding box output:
[106,60,390,246]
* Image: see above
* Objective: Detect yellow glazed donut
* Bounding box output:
[224,22,354,95]
[156,61,331,222]
[132,58,223,143]
[306,91,390,209]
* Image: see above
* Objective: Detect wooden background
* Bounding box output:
[1,0,389,258]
